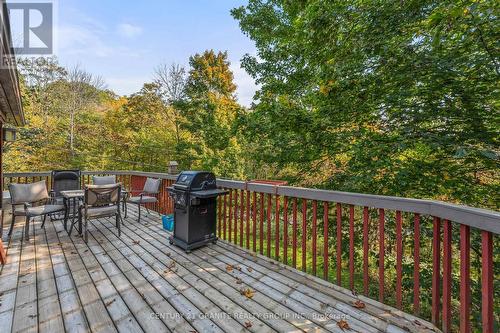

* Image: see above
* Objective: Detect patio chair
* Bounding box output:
[81,184,122,243]
[127,178,161,223]
[50,170,81,220]
[93,175,128,213]
[92,175,117,185]
[8,181,65,241]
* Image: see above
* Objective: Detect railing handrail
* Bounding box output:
[4,170,499,234]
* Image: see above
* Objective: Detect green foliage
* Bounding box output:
[232,0,499,209]
[180,50,247,178]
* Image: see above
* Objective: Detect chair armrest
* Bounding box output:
[23,202,32,215]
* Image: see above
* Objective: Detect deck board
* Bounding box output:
[1,205,439,333]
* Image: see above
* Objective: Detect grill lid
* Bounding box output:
[173,171,217,191]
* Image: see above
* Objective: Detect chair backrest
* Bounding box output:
[92,175,116,185]
[143,178,161,194]
[9,181,49,205]
[85,184,121,207]
[52,170,81,196]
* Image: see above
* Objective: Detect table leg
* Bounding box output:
[78,203,83,235]
[63,198,69,231]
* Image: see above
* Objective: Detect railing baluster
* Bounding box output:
[323,202,329,281]
[432,217,441,326]
[228,189,233,243]
[292,198,297,268]
[396,210,403,309]
[363,206,369,295]
[252,192,257,252]
[259,193,264,255]
[246,190,250,249]
[379,208,385,302]
[240,190,244,247]
[460,224,470,333]
[414,213,421,315]
[349,204,355,290]
[275,194,280,260]
[336,203,342,286]
[267,194,272,257]
[302,199,307,272]
[234,189,239,244]
[283,197,288,265]
[217,196,222,239]
[443,219,452,332]
[223,192,227,240]
[312,200,317,276]
[481,231,493,333]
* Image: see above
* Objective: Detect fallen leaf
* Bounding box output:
[166,252,171,257]
[132,240,140,245]
[240,288,255,299]
[167,261,176,269]
[353,300,365,309]
[247,267,253,272]
[236,266,242,271]
[235,278,243,285]
[244,321,252,328]
[337,319,350,331]
[105,298,116,306]
[351,290,358,296]
[226,264,234,272]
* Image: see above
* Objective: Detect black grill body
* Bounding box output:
[167,171,228,252]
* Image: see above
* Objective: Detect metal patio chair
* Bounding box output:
[126,177,161,223]
[92,175,129,213]
[8,181,65,241]
[92,175,117,185]
[50,170,81,220]
[81,184,122,243]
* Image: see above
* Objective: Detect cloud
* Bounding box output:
[58,25,115,57]
[117,23,143,38]
[231,63,259,108]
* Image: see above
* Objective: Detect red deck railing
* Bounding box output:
[2,171,499,332]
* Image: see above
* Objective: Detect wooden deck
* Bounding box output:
[0,206,439,333]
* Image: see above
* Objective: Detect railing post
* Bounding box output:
[460,224,470,333]
[481,231,493,333]
[363,207,369,295]
[443,220,452,332]
[432,217,441,326]
[414,213,421,315]
[323,202,329,281]
[396,210,403,309]
[378,208,385,303]
[349,204,355,290]
[336,203,342,286]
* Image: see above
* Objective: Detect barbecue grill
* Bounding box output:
[167,171,228,252]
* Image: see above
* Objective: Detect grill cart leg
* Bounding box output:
[137,203,142,223]
[41,214,47,228]
[24,216,30,241]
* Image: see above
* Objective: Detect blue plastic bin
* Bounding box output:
[162,214,174,232]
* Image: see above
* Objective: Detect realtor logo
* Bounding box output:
[7,2,53,54]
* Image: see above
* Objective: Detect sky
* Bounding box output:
[20,0,259,106]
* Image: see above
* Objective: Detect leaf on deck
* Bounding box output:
[240,288,255,299]
[132,240,140,245]
[235,278,243,284]
[105,298,116,307]
[226,264,234,272]
[353,300,365,309]
[337,320,350,331]
[244,321,252,328]
[247,267,253,272]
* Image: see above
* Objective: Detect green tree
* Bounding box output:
[182,50,246,178]
[232,0,499,208]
